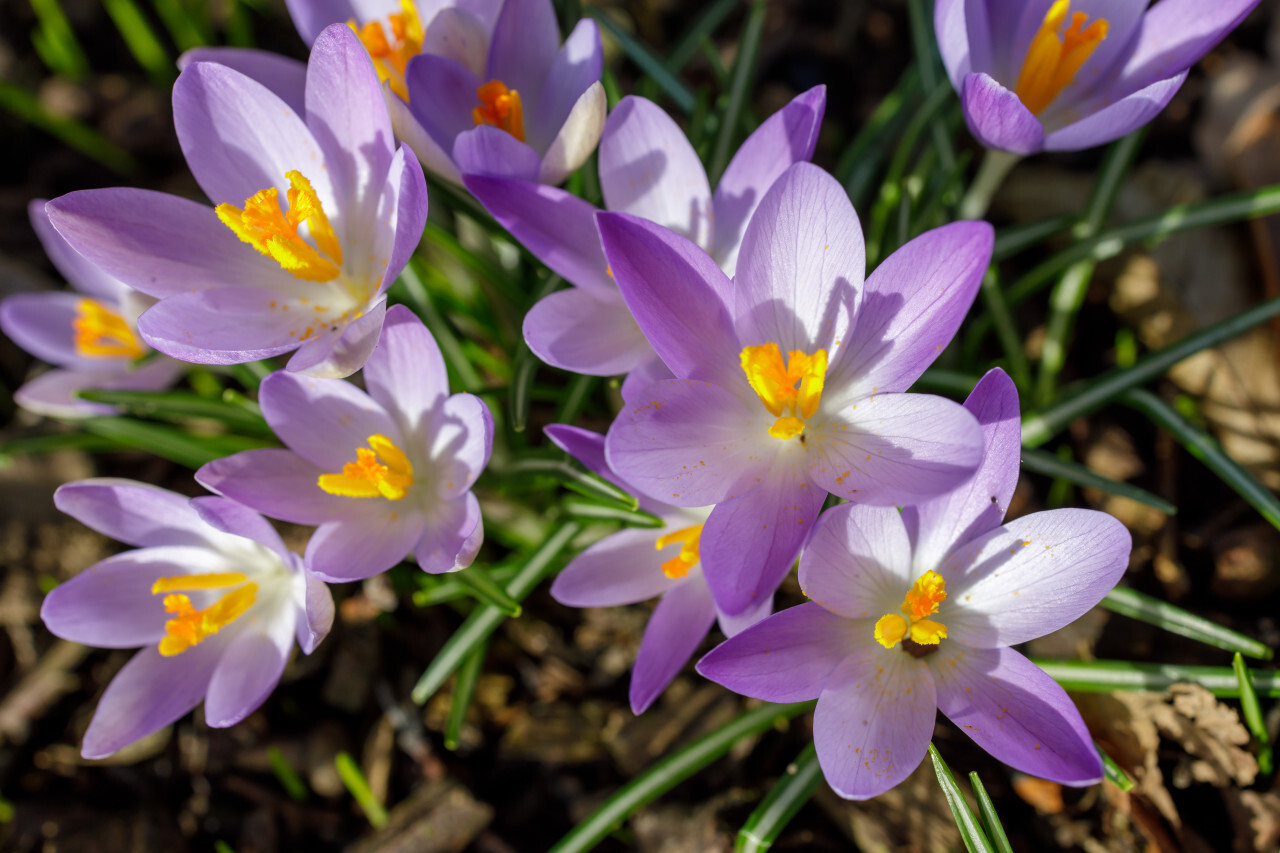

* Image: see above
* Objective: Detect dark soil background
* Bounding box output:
[4,1,1280,851]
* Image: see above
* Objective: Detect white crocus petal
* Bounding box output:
[537,81,607,185]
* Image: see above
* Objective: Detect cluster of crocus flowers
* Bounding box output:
[936,0,1262,154]
[45,25,428,379]
[699,370,1132,798]
[0,202,183,419]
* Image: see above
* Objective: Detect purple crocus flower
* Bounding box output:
[699,369,1132,799]
[599,162,991,615]
[45,25,428,379]
[465,87,825,395]
[196,305,493,582]
[545,424,770,714]
[0,201,183,419]
[395,0,605,185]
[937,0,1262,154]
[41,479,334,758]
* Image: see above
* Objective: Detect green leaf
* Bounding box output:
[444,641,487,751]
[991,214,1074,261]
[150,0,211,50]
[550,701,815,853]
[78,417,274,469]
[267,745,309,802]
[30,0,90,78]
[1233,652,1274,775]
[736,742,822,853]
[455,565,523,617]
[334,751,388,829]
[0,431,126,462]
[0,81,137,175]
[927,744,994,853]
[589,9,695,114]
[837,67,922,208]
[411,522,581,704]
[1019,448,1175,514]
[395,258,485,394]
[967,773,1012,853]
[662,0,741,75]
[708,0,766,183]
[563,498,664,528]
[76,389,273,436]
[102,0,174,84]
[505,457,640,510]
[411,565,519,608]
[905,0,956,175]
[1097,744,1133,792]
[1103,586,1270,659]
[1035,659,1280,697]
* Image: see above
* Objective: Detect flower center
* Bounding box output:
[151,572,258,656]
[72,298,145,359]
[216,170,343,282]
[1014,0,1108,116]
[740,343,828,440]
[473,80,525,142]
[349,0,423,101]
[874,570,948,651]
[317,434,415,500]
[654,524,703,579]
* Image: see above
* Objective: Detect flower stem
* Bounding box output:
[957,148,1020,221]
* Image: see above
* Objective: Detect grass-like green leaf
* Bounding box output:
[589,9,695,114]
[267,745,309,802]
[505,457,640,510]
[927,744,994,853]
[662,0,741,75]
[708,0,766,183]
[444,641,487,751]
[1020,448,1175,514]
[78,417,274,469]
[736,742,822,853]
[1097,744,1133,792]
[334,751,388,829]
[991,214,1074,261]
[1233,652,1274,775]
[563,498,664,528]
[411,565,520,608]
[967,773,1012,853]
[0,81,138,175]
[455,565,523,617]
[30,0,90,78]
[102,0,174,83]
[1103,586,1270,659]
[1035,659,1280,697]
[76,389,273,436]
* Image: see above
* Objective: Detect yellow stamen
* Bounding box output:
[348,0,423,101]
[875,570,948,650]
[151,572,251,594]
[473,80,525,142]
[216,170,343,282]
[1014,1,1109,116]
[654,524,703,579]
[317,434,415,500]
[740,343,828,440]
[154,581,257,657]
[72,299,145,360]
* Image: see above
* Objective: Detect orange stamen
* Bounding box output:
[1014,1,1109,116]
[473,80,525,142]
[654,524,703,579]
[740,343,828,440]
[72,299,145,360]
[216,170,342,282]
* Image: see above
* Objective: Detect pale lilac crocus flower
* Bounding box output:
[41,479,334,758]
[937,0,1262,154]
[46,25,428,379]
[397,0,605,185]
[0,201,183,418]
[197,305,492,581]
[599,162,990,615]
[465,87,825,396]
[699,369,1132,799]
[545,424,769,714]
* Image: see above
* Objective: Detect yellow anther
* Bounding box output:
[216,170,343,282]
[473,80,525,142]
[1014,1,1108,116]
[349,0,423,101]
[318,434,415,500]
[151,572,250,594]
[875,570,949,650]
[655,524,703,579]
[155,582,257,657]
[72,299,145,360]
[740,343,828,440]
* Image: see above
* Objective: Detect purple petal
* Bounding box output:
[29,199,126,302]
[943,508,1131,648]
[596,212,738,384]
[178,47,307,116]
[80,640,224,759]
[376,145,429,292]
[798,503,915,620]
[258,369,399,470]
[298,571,334,653]
[190,495,290,561]
[830,221,992,396]
[1,292,123,371]
[630,578,716,713]
[619,356,674,406]
[697,602,852,702]
[306,505,425,581]
[283,297,387,378]
[1119,0,1261,94]
[813,645,936,800]
[537,81,606,185]
[544,423,609,479]
[599,96,712,246]
[427,392,493,498]
[733,162,863,358]
[283,0,356,44]
[716,594,772,638]
[551,526,683,607]
[464,176,611,291]
[903,368,1021,573]
[454,124,542,181]
[364,303,447,433]
[960,72,1045,155]
[1043,73,1185,152]
[422,7,491,77]
[203,619,292,727]
[55,479,215,548]
[138,287,313,365]
[699,467,823,615]
[173,61,330,208]
[523,287,654,376]
[710,85,826,273]
[403,54,483,168]
[46,189,291,299]
[605,378,765,507]
[416,491,483,574]
[810,392,984,505]
[13,369,124,419]
[934,0,975,89]
[935,644,1102,785]
[484,0,559,105]
[529,18,602,152]
[197,449,347,525]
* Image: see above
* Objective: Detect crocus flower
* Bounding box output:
[465,87,825,395]
[699,369,1132,799]
[395,0,605,185]
[0,201,183,418]
[45,25,428,379]
[196,305,492,582]
[41,479,334,758]
[599,162,990,615]
[937,0,1262,154]
[545,424,770,714]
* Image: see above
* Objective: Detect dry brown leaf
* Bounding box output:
[1222,789,1280,853]
[1157,684,1256,789]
